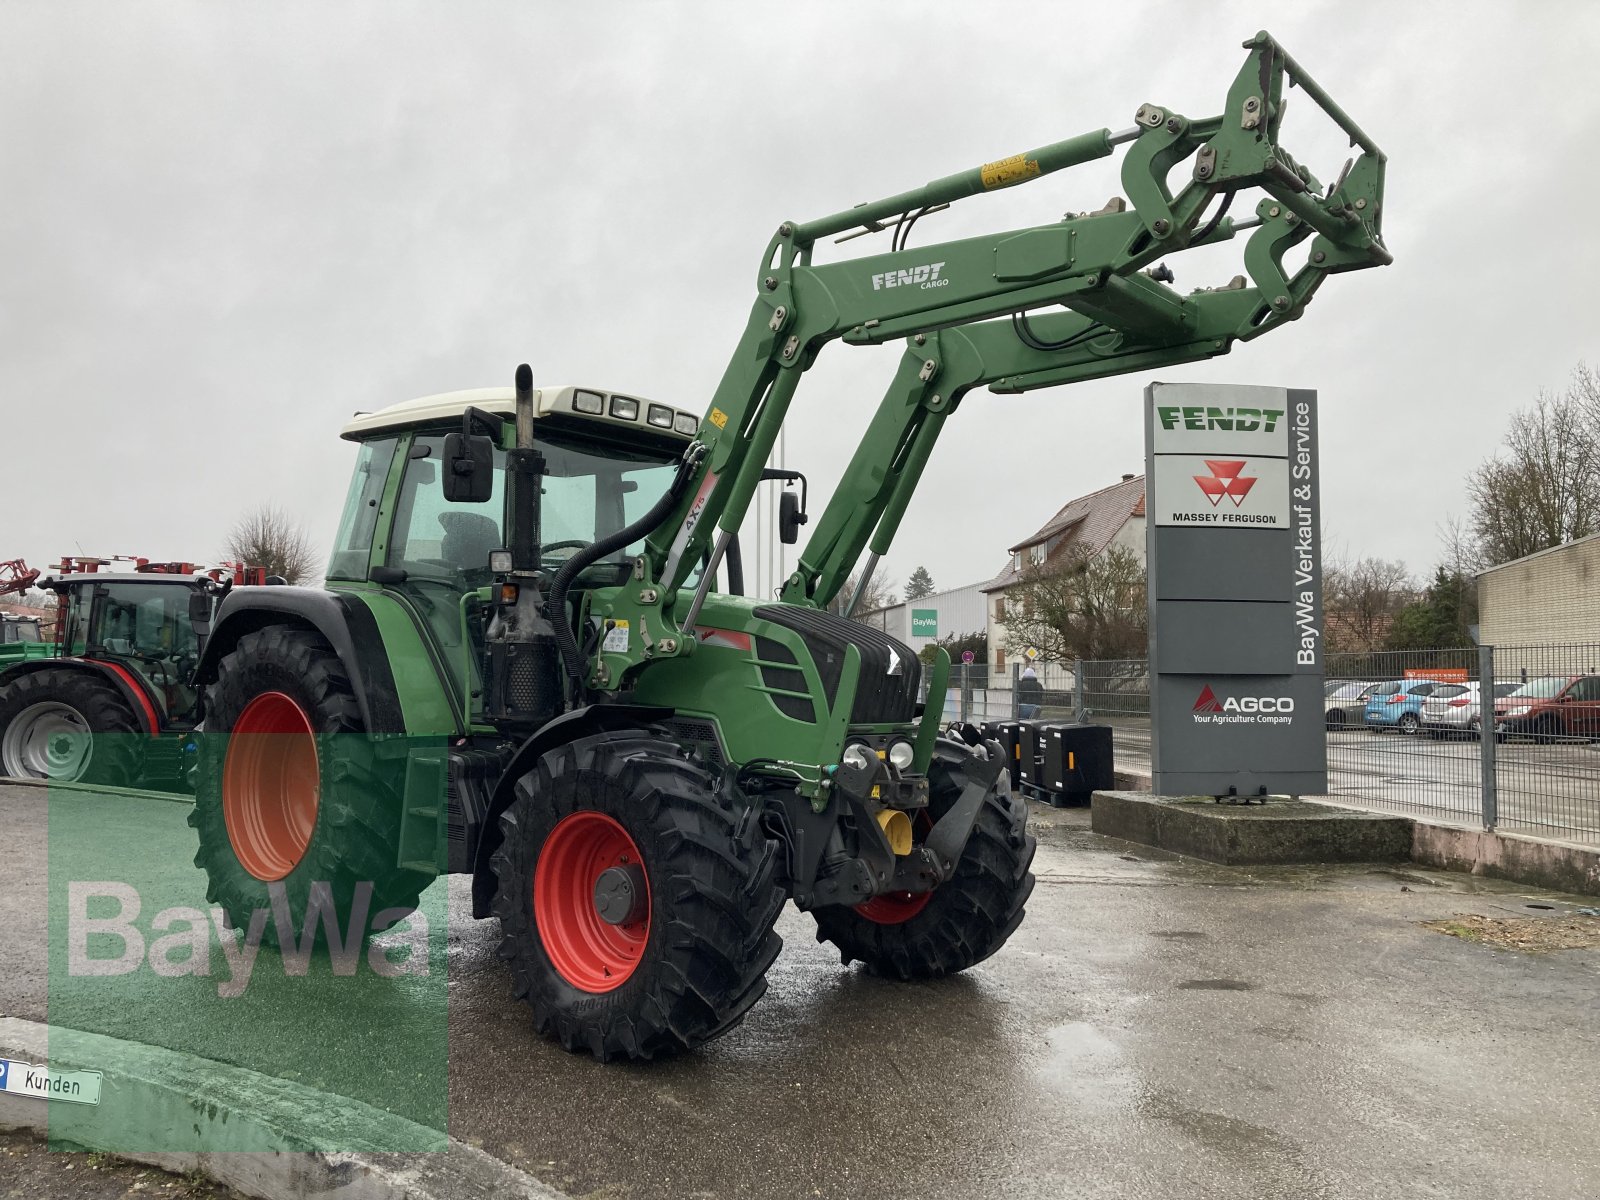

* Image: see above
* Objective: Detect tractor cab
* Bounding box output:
[328,385,702,722]
[44,573,221,727]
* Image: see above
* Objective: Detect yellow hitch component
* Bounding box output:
[877,809,913,856]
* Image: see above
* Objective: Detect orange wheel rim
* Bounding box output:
[222,692,319,882]
[534,811,651,993]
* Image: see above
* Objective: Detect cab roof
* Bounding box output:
[340,385,703,442]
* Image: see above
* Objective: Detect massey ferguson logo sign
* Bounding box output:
[1192,684,1295,725]
[1193,459,1257,507]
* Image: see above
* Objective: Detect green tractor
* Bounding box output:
[0,613,50,666]
[187,34,1389,1059]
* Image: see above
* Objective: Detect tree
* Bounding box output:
[918,629,986,668]
[1001,544,1146,663]
[1386,566,1476,650]
[225,504,317,585]
[1323,555,1413,653]
[828,570,898,619]
[904,566,935,602]
[1466,363,1600,566]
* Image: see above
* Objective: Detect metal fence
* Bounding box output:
[928,647,1600,847]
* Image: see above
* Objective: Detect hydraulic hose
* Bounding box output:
[546,450,703,696]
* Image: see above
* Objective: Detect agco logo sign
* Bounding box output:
[1193,459,1256,507]
[1192,684,1295,725]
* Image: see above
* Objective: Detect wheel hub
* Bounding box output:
[593,864,647,926]
[1,700,90,780]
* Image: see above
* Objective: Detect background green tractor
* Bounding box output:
[0,613,50,666]
[0,566,238,787]
[186,34,1390,1059]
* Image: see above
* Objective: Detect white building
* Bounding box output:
[1477,533,1600,647]
[858,580,990,657]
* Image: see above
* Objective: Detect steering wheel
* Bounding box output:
[541,540,589,554]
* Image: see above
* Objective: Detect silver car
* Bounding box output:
[1324,680,1378,730]
[1420,681,1520,739]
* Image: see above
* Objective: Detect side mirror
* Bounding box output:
[779,489,808,545]
[444,433,494,503]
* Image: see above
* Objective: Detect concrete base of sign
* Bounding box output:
[1090,790,1413,866]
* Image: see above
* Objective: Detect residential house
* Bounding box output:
[982,473,1146,684]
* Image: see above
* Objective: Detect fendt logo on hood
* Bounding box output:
[1193,459,1257,507]
[1192,684,1295,725]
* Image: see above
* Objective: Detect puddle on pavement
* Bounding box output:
[1176,978,1256,991]
[1038,1021,1141,1110]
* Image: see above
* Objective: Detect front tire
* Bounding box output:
[0,668,144,785]
[189,627,424,946]
[812,739,1036,980]
[491,732,784,1061]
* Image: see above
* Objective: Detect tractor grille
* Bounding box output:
[753,605,920,724]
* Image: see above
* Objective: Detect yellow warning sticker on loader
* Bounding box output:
[603,620,630,653]
[708,407,729,429]
[980,153,1040,190]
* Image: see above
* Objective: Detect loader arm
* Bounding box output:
[603,31,1387,685]
[783,200,1329,610]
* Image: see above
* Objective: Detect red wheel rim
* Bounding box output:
[855,890,934,925]
[855,809,936,924]
[535,812,651,993]
[222,692,319,882]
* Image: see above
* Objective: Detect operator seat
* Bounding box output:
[438,512,501,574]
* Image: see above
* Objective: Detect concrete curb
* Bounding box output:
[1410,823,1600,897]
[1104,769,1600,897]
[1090,790,1413,866]
[0,1017,565,1199]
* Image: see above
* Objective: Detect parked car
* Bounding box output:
[1363,680,1439,733]
[1420,681,1522,739]
[1494,675,1600,743]
[1325,680,1378,730]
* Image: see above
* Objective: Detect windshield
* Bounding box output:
[1508,676,1571,699]
[535,431,679,566]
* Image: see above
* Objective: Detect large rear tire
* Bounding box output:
[0,668,144,785]
[189,627,425,947]
[812,738,1036,980]
[491,731,784,1061]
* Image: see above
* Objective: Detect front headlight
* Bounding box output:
[887,740,915,770]
[841,743,873,772]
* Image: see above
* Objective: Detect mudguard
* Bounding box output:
[193,586,405,734]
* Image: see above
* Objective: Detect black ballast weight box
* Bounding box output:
[1041,723,1115,805]
[982,720,1026,791]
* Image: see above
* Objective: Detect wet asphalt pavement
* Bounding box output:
[446,806,1600,1200]
[5,781,1600,1199]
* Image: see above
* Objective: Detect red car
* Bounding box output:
[1494,675,1600,743]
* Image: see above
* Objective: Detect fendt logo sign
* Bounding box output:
[871,261,948,291]
[1192,459,1257,507]
[1192,684,1295,725]
[1156,405,1285,433]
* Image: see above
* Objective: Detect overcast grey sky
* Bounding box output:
[3,1,1596,597]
